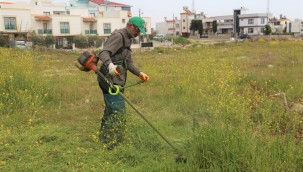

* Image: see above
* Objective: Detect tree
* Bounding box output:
[74,36,88,48]
[190,20,203,37]
[44,35,55,47]
[88,36,104,48]
[264,24,272,35]
[31,35,44,46]
[212,20,217,34]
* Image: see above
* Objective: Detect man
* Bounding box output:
[98,16,150,149]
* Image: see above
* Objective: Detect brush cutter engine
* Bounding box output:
[75,51,99,72]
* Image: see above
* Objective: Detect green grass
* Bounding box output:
[1,40,303,171]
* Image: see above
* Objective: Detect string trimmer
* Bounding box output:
[75,51,187,163]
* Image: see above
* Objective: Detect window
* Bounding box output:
[60,22,70,34]
[4,17,16,30]
[43,22,48,30]
[104,23,111,34]
[122,7,130,11]
[248,28,253,33]
[183,19,185,22]
[54,11,65,15]
[248,19,254,24]
[90,13,95,17]
[261,18,265,24]
[122,19,126,23]
[261,28,265,33]
[175,24,179,28]
[183,26,186,30]
[43,12,50,16]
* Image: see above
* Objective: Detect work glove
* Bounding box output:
[138,72,150,82]
[108,62,120,76]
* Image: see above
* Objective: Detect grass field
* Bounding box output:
[1,40,303,171]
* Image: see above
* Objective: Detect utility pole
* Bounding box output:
[138,9,144,47]
[192,0,195,13]
[267,0,270,20]
[173,14,175,37]
[139,9,143,17]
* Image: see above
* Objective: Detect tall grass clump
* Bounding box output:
[0,48,54,116]
[173,37,191,45]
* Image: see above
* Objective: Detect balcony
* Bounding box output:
[60,29,70,34]
[5,25,16,30]
[85,29,97,35]
[38,29,52,34]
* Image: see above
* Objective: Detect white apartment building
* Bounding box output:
[269,15,291,34]
[0,0,151,49]
[165,19,181,37]
[156,6,298,37]
[239,13,270,35]
[215,15,233,34]
[155,22,168,35]
[287,19,303,36]
[180,7,195,37]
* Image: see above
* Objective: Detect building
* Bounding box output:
[239,13,271,35]
[287,19,303,36]
[215,15,233,34]
[155,22,168,36]
[269,15,291,33]
[180,6,195,37]
[0,0,151,49]
[165,18,181,37]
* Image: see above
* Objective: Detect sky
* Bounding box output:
[12,0,303,28]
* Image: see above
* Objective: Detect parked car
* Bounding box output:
[238,34,251,39]
[153,34,165,41]
[9,40,32,49]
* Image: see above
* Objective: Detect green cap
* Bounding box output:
[129,16,146,34]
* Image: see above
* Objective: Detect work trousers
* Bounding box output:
[99,93,126,146]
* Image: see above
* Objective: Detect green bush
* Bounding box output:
[0,35,9,47]
[74,36,88,48]
[31,35,44,46]
[87,36,104,48]
[173,37,190,45]
[44,35,55,47]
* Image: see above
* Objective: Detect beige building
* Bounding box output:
[0,0,151,49]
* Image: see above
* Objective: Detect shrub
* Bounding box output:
[88,36,103,48]
[31,35,44,46]
[0,35,9,47]
[173,37,190,45]
[258,38,266,43]
[44,35,55,48]
[74,36,88,48]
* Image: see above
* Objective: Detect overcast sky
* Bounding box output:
[12,0,303,27]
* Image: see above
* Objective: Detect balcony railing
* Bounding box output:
[38,29,52,34]
[104,29,111,34]
[85,29,97,34]
[5,25,16,30]
[60,29,70,34]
